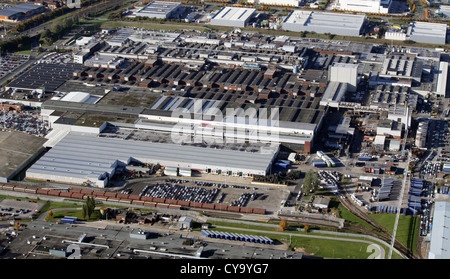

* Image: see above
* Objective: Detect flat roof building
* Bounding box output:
[336,0,391,14]
[282,10,366,37]
[320,81,347,108]
[436,61,448,97]
[26,132,279,187]
[210,7,256,28]
[0,3,46,22]
[429,201,450,259]
[247,0,299,6]
[135,1,184,19]
[408,21,447,45]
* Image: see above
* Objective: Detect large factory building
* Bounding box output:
[26,132,279,187]
[282,10,366,37]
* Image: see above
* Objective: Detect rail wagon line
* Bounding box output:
[0,183,266,215]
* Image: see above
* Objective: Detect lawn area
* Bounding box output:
[47,208,102,222]
[338,203,373,228]
[369,213,420,254]
[213,227,374,259]
[287,235,372,259]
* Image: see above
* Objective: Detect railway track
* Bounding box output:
[338,195,417,259]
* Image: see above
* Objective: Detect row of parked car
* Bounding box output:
[0,54,29,80]
[0,110,49,137]
[139,182,220,204]
[421,161,441,177]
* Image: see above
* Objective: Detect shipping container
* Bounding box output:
[177,200,190,206]
[227,206,241,212]
[93,190,106,196]
[2,184,14,191]
[140,196,154,202]
[274,162,287,169]
[60,218,74,224]
[153,197,165,203]
[23,187,37,194]
[70,193,84,199]
[201,230,211,237]
[190,202,203,208]
[117,193,130,199]
[201,203,215,209]
[107,198,120,203]
[132,200,145,205]
[47,190,61,197]
[168,204,182,210]
[118,198,132,204]
[164,199,178,205]
[128,194,141,201]
[156,203,169,208]
[104,191,117,198]
[13,186,27,192]
[239,207,253,213]
[252,208,266,215]
[60,192,72,198]
[95,195,109,202]
[80,189,93,195]
[144,201,157,207]
[214,204,228,211]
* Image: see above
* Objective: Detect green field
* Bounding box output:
[370,213,420,253]
[211,227,378,259]
[47,208,102,222]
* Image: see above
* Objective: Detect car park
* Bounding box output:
[139,182,220,204]
[0,110,49,136]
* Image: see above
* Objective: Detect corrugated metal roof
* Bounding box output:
[429,201,450,259]
[27,132,278,181]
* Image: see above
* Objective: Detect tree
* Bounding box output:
[278,219,288,231]
[303,170,320,194]
[83,196,96,219]
[303,224,310,232]
[51,22,63,35]
[62,18,74,30]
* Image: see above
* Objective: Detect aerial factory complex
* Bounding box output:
[0,0,450,262]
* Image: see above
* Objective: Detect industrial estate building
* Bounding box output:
[0,23,444,190]
[336,0,392,14]
[428,201,450,259]
[134,1,185,19]
[209,7,257,28]
[247,0,300,6]
[26,132,279,187]
[407,21,448,45]
[282,10,366,37]
[0,3,46,22]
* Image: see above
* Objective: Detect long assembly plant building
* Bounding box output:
[282,10,366,37]
[26,132,279,187]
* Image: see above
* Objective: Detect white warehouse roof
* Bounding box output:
[429,201,450,259]
[408,21,447,45]
[27,132,279,185]
[135,1,182,18]
[210,7,256,27]
[282,10,366,37]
